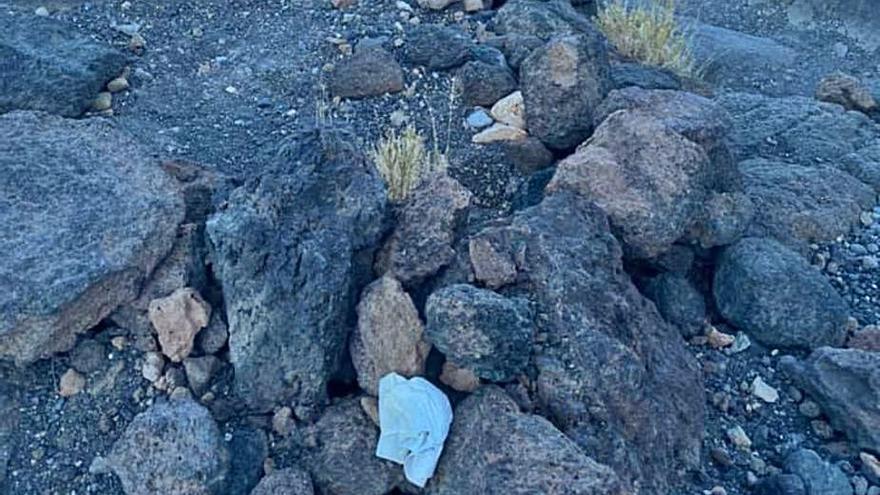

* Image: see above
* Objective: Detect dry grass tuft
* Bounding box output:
[596,0,699,78]
[371,125,447,202]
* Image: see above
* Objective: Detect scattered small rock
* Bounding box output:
[142,352,165,383]
[107,76,130,93]
[472,123,527,143]
[465,109,493,129]
[439,361,480,392]
[148,287,211,362]
[59,368,86,397]
[727,425,752,451]
[91,91,112,111]
[751,376,779,403]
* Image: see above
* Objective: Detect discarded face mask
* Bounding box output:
[375,372,453,488]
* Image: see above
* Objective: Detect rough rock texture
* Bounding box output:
[458,60,517,107]
[225,426,268,495]
[329,48,404,99]
[0,381,19,486]
[485,33,545,71]
[0,13,129,117]
[691,23,798,93]
[713,238,849,349]
[148,288,211,362]
[687,191,755,249]
[784,449,853,495]
[610,62,681,91]
[351,275,431,396]
[816,72,878,114]
[786,348,880,453]
[403,24,474,71]
[106,399,228,495]
[251,467,313,495]
[547,110,713,259]
[468,192,704,493]
[754,474,807,495]
[375,174,472,286]
[207,128,386,415]
[303,399,401,495]
[428,387,622,495]
[642,273,707,338]
[425,284,532,382]
[739,159,875,252]
[718,93,880,191]
[520,32,612,150]
[0,111,183,365]
[493,0,595,40]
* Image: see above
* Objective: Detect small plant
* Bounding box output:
[371,125,431,202]
[596,0,699,78]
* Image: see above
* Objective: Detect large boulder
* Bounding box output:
[0,111,183,365]
[425,284,532,382]
[250,467,313,495]
[207,128,386,416]
[739,159,875,253]
[717,93,880,191]
[468,192,705,493]
[493,0,597,40]
[0,13,128,117]
[546,110,713,258]
[784,449,853,495]
[520,32,612,150]
[106,399,229,495]
[375,174,472,287]
[302,399,401,495]
[351,275,431,396]
[403,24,475,71]
[713,238,849,349]
[329,48,404,99]
[428,387,622,494]
[785,348,880,453]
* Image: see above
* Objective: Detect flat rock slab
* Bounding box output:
[0,111,183,365]
[0,12,128,117]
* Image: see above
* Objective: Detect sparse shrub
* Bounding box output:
[371,124,447,202]
[596,0,699,78]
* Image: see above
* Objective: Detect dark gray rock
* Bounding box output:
[0,13,128,117]
[754,474,807,495]
[375,174,472,287]
[403,24,474,70]
[251,467,313,495]
[547,110,713,259]
[501,136,555,174]
[687,191,754,249]
[740,159,875,253]
[426,284,532,382]
[485,33,544,72]
[493,0,597,40]
[428,387,621,495]
[643,273,706,338]
[786,348,880,453]
[329,48,404,99]
[520,32,612,150]
[183,355,221,395]
[303,399,401,495]
[458,61,517,107]
[197,312,228,355]
[207,128,387,415]
[718,93,880,191]
[226,425,268,495]
[611,62,682,91]
[107,398,229,495]
[0,381,18,486]
[594,87,738,191]
[713,238,849,349]
[0,111,183,365]
[468,192,704,493]
[69,339,107,374]
[690,23,798,92]
[784,449,853,495]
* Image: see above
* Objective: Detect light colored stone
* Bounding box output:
[816,72,878,114]
[34,6,49,16]
[726,425,752,451]
[106,76,129,93]
[142,351,165,383]
[707,326,735,349]
[350,276,430,396]
[472,123,528,144]
[463,0,484,12]
[860,452,880,483]
[417,0,458,9]
[91,91,112,111]
[148,287,211,362]
[439,361,480,392]
[490,91,526,130]
[751,376,779,403]
[59,368,85,397]
[272,407,295,437]
[469,236,517,289]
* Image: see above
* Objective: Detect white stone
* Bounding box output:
[490,91,526,130]
[472,123,527,144]
[751,376,779,403]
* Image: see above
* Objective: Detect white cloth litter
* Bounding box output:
[375,373,453,488]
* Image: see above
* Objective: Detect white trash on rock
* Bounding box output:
[375,372,453,488]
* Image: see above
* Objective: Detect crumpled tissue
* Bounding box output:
[375,372,453,488]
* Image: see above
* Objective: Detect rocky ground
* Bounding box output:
[1,0,880,494]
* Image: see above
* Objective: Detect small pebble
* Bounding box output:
[799,399,821,418]
[91,92,112,111]
[751,376,779,403]
[727,425,752,451]
[59,368,86,397]
[466,109,493,129]
[107,77,130,93]
[34,6,49,16]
